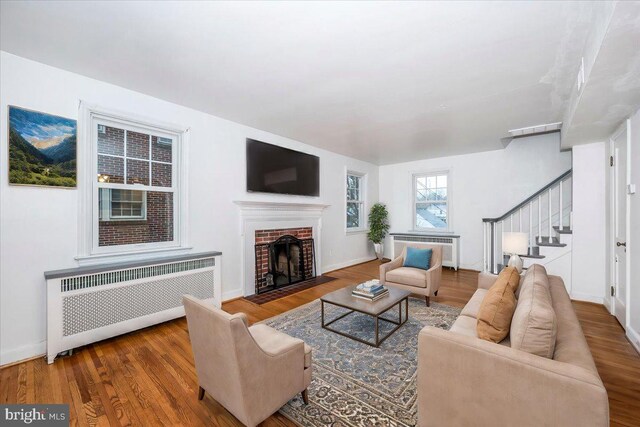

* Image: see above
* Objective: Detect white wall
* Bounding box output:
[0,52,379,365]
[628,108,640,351]
[571,142,607,303]
[378,133,572,269]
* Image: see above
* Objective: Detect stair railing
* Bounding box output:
[482,169,572,273]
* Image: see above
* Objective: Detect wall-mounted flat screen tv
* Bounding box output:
[246,139,320,196]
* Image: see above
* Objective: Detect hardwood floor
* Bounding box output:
[1,260,639,426]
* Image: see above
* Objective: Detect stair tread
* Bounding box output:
[521,254,545,259]
[537,241,567,247]
[535,236,567,247]
[553,226,573,234]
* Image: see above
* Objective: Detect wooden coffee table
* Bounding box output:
[320,285,411,347]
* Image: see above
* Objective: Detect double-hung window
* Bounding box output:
[91,113,182,254]
[413,172,449,231]
[346,172,366,231]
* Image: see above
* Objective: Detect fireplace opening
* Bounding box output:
[272,237,303,286]
[255,233,315,294]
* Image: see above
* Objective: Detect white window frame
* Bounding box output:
[412,170,451,232]
[77,103,190,263]
[346,170,367,233]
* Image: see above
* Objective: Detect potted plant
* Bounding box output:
[368,203,390,260]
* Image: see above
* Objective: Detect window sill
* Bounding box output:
[75,246,193,266]
[346,228,369,235]
[410,229,455,235]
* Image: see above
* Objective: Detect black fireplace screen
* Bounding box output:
[255,235,316,294]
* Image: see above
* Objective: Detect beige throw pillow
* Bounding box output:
[477,269,517,343]
[501,266,521,295]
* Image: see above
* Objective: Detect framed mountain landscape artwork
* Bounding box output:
[8,106,77,187]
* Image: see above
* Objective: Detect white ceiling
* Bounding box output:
[0,1,603,164]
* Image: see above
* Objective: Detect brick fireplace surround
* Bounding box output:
[255,227,313,244]
[255,227,314,293]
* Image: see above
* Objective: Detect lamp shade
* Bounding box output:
[503,232,528,255]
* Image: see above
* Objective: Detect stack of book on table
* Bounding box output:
[352,280,389,301]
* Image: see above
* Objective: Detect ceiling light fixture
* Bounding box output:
[508,122,562,137]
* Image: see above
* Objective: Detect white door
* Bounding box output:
[613,127,628,327]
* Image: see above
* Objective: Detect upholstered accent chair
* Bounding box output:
[183,295,312,427]
[380,244,443,306]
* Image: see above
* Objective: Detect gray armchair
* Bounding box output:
[380,244,443,306]
[183,295,312,427]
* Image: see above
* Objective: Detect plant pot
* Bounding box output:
[373,243,384,260]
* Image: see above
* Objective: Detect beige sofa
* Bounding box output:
[417,265,609,427]
[380,244,442,306]
[183,295,312,427]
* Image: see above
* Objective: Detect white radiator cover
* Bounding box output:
[46,254,221,364]
[391,234,459,269]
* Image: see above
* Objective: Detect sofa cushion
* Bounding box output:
[547,275,598,373]
[476,274,517,343]
[450,314,512,347]
[386,267,427,288]
[517,264,548,299]
[510,275,557,358]
[450,315,478,338]
[460,289,487,318]
[403,247,432,270]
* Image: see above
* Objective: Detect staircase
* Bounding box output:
[482,170,573,284]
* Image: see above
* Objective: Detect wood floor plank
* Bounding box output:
[0,365,17,404]
[1,260,638,426]
[16,363,29,404]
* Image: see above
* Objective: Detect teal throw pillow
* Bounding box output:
[403,247,433,270]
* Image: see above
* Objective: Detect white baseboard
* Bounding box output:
[570,292,604,305]
[459,262,482,271]
[627,326,640,354]
[222,289,244,302]
[1,341,46,367]
[322,256,377,274]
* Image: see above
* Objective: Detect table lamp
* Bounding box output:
[502,232,528,273]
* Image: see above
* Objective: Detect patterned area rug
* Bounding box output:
[263,297,461,426]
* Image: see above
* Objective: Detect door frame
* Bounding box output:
[607,119,631,330]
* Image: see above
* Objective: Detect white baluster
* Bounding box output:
[529,202,533,251]
[548,188,553,243]
[538,195,542,244]
[499,221,504,269]
[493,222,498,273]
[559,179,564,230]
[483,222,487,271]
[519,207,523,231]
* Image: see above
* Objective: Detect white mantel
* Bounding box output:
[234,200,330,297]
[233,200,330,213]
